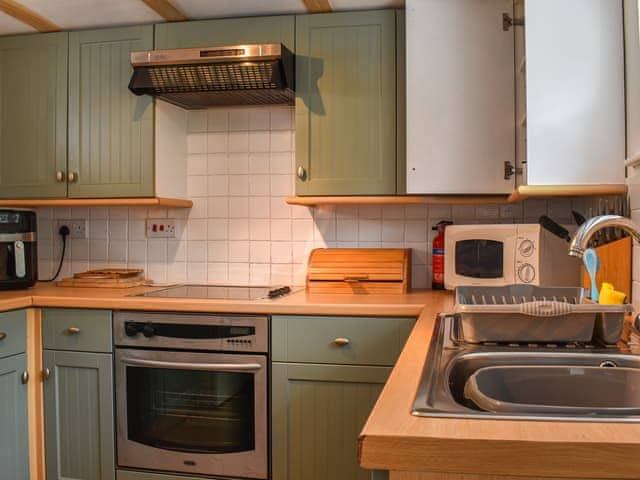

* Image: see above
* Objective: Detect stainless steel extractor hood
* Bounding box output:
[128,43,294,109]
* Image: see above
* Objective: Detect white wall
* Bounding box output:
[37,106,595,289]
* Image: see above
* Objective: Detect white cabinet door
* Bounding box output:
[406,0,515,194]
[625,0,640,166]
[525,0,625,186]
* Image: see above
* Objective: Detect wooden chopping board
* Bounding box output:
[580,236,631,300]
[57,268,146,288]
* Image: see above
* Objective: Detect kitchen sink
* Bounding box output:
[412,315,640,422]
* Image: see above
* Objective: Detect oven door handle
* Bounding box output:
[121,357,262,372]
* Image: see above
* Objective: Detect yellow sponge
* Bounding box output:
[599,282,627,305]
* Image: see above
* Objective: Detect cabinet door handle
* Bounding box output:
[0,332,6,341]
[296,166,306,180]
[333,337,350,347]
[67,171,78,183]
[43,368,51,381]
[55,170,65,183]
[67,326,81,335]
[21,371,28,385]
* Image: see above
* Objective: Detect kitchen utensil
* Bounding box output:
[538,215,570,242]
[572,210,586,226]
[453,285,632,344]
[581,236,632,301]
[583,248,600,302]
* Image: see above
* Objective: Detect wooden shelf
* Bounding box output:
[0,197,193,208]
[286,195,511,207]
[287,185,628,207]
[508,184,628,202]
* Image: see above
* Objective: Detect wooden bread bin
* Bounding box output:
[306,248,411,294]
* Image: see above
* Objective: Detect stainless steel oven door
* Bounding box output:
[115,348,267,479]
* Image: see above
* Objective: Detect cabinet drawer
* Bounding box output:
[43,309,112,353]
[272,315,415,366]
[0,310,26,359]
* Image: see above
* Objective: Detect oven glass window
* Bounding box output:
[455,239,504,278]
[126,366,255,454]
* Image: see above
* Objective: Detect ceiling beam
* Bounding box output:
[0,0,60,32]
[141,0,187,22]
[302,0,333,13]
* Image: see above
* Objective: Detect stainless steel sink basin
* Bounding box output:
[412,315,640,422]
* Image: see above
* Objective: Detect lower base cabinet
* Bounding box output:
[272,362,391,480]
[44,350,115,480]
[116,470,244,480]
[0,353,29,480]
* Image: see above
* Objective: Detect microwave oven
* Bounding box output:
[444,224,580,290]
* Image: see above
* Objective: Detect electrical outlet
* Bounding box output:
[146,219,176,238]
[56,220,87,239]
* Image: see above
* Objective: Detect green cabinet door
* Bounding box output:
[44,350,115,480]
[155,15,294,50]
[272,362,391,480]
[0,32,68,199]
[68,25,154,198]
[295,11,397,195]
[0,353,29,480]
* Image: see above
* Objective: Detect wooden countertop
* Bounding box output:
[4,284,640,478]
[359,292,640,479]
[0,283,431,316]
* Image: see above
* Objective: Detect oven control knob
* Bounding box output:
[518,239,535,257]
[517,263,536,283]
[142,324,156,338]
[124,323,140,337]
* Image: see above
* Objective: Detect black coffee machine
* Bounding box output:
[0,210,37,289]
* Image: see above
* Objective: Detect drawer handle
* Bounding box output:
[343,276,369,283]
[67,327,81,335]
[333,337,350,347]
[0,332,6,341]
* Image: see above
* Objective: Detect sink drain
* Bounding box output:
[599,360,618,368]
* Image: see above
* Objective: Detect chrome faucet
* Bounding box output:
[568,215,640,258]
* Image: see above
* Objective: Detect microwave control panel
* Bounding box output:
[515,229,539,284]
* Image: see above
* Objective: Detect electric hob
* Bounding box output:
[136,284,293,300]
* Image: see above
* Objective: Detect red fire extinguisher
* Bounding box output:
[432,220,453,290]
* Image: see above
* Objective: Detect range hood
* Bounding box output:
[128,43,294,109]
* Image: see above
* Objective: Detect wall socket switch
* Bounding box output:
[146,219,176,238]
[56,220,87,239]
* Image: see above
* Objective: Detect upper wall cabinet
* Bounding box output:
[68,25,155,198]
[625,0,640,168]
[0,33,68,199]
[154,15,294,50]
[295,10,398,196]
[523,0,625,186]
[406,0,515,195]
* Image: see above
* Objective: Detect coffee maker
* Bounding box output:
[0,210,37,289]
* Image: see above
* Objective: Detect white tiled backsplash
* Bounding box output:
[37,105,591,289]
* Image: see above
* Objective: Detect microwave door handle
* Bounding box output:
[121,357,262,372]
[14,241,25,279]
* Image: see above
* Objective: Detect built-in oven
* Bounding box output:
[114,311,268,479]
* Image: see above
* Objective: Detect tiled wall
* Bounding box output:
[628,174,640,310]
[37,105,591,289]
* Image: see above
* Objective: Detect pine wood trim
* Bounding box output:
[0,197,193,208]
[301,0,333,13]
[286,195,511,206]
[27,308,45,480]
[140,0,187,21]
[0,0,60,32]
[508,184,628,202]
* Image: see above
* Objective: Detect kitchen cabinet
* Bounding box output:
[625,0,640,168]
[406,0,516,194]
[0,353,29,480]
[271,315,414,480]
[0,32,68,199]
[117,471,245,480]
[295,10,399,196]
[522,0,625,186]
[43,309,114,480]
[272,363,391,480]
[68,25,154,198]
[0,309,29,480]
[407,0,626,194]
[154,15,294,50]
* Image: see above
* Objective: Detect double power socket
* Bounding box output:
[55,219,178,239]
